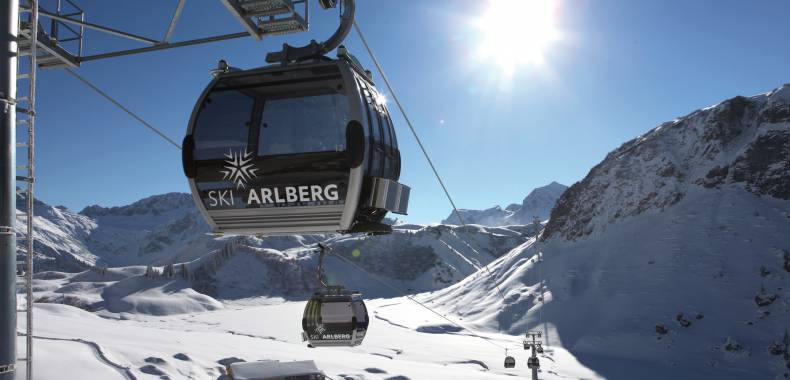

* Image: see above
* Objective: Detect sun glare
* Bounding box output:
[474,0,560,75]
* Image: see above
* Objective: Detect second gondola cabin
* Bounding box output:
[302,289,368,347]
[182,49,409,235]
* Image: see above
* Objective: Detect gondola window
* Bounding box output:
[193,91,255,160]
[258,93,349,156]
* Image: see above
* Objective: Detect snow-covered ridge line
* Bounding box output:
[20,189,534,305]
[442,181,568,226]
[544,83,790,241]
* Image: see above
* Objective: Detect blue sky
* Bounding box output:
[30,0,790,224]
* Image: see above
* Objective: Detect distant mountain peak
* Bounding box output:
[442,181,567,226]
[80,192,194,218]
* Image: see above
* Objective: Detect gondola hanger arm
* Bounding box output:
[266,0,355,64]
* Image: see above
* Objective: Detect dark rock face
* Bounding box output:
[544,84,790,241]
[730,131,790,199]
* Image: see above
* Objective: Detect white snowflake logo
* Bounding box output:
[315,324,326,335]
[221,149,259,189]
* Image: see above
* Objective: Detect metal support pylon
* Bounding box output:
[524,331,542,380]
[15,1,38,379]
[0,0,20,377]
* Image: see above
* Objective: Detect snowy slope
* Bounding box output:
[422,84,790,380]
[29,223,527,315]
[443,182,567,226]
[16,298,605,380]
[19,191,528,297]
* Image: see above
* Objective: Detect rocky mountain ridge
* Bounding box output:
[442,181,567,226]
[544,84,790,241]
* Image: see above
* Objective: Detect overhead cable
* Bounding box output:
[333,251,507,351]
[352,21,506,300]
[64,69,182,150]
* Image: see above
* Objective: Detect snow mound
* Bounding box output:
[100,276,223,316]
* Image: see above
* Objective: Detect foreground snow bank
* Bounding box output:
[17,297,603,380]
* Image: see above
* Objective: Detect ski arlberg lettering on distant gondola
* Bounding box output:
[310,333,352,340]
[206,149,342,208]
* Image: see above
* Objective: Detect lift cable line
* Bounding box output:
[351,21,465,227]
[330,242,522,358]
[352,21,507,301]
[332,251,508,352]
[64,68,182,150]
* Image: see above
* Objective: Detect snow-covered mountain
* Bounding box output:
[31,224,528,313]
[14,192,214,272]
[442,181,568,226]
[422,84,790,379]
[17,190,532,307]
[543,85,790,240]
[79,193,218,267]
[15,191,98,272]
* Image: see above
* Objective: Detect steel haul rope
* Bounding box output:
[352,21,507,301]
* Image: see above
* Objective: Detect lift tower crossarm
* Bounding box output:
[19,5,158,45]
[78,32,251,63]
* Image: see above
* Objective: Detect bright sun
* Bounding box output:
[474,0,560,75]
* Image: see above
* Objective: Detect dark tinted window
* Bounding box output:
[383,110,398,150]
[357,78,384,177]
[193,90,255,160]
[285,375,325,380]
[258,93,349,156]
[380,110,393,152]
[352,300,368,323]
[369,106,383,144]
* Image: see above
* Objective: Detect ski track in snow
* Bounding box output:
[373,313,411,330]
[26,334,136,380]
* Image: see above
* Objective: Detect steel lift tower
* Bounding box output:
[0,2,21,379]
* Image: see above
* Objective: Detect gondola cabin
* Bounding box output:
[182,51,409,235]
[504,356,515,368]
[302,289,368,347]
